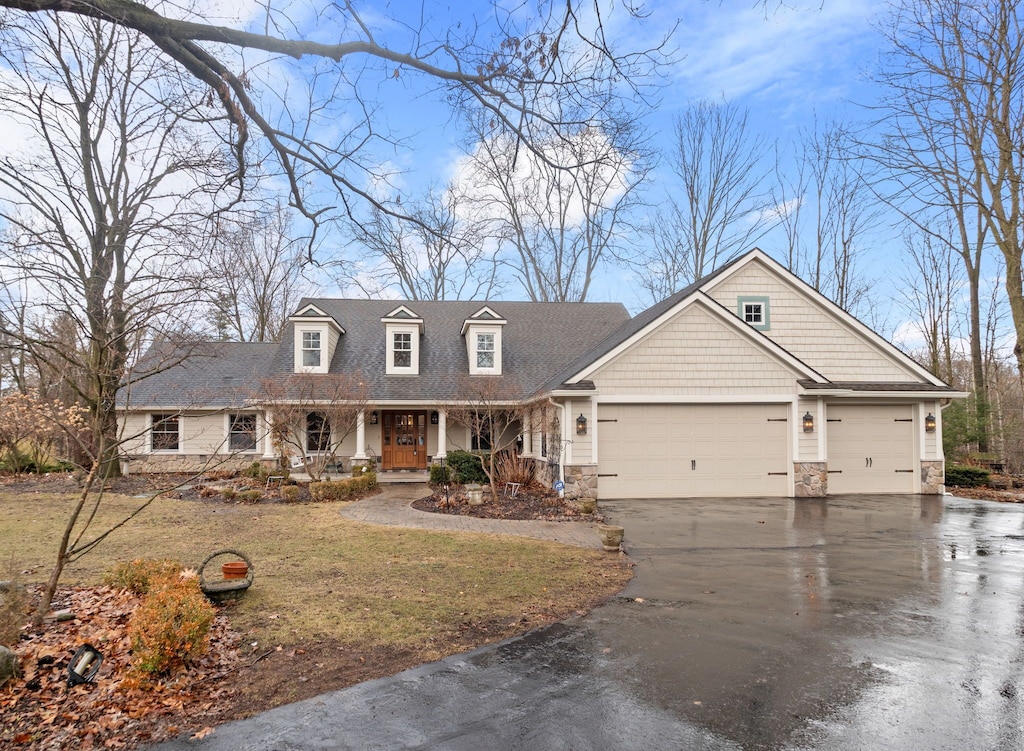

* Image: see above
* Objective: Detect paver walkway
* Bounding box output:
[340,483,604,549]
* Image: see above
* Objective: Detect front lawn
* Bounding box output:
[0,478,631,745]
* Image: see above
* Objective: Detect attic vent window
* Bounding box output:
[737,296,770,331]
[302,331,321,367]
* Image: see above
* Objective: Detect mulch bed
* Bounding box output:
[412,484,606,522]
[948,485,1024,504]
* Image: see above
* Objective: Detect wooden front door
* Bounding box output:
[382,412,427,470]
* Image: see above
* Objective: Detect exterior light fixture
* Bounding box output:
[368,411,378,426]
[430,410,439,425]
[67,644,103,687]
[576,413,587,435]
[925,413,936,433]
[802,412,814,433]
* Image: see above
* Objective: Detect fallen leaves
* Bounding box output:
[1,585,243,749]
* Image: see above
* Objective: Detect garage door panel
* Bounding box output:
[827,405,916,494]
[598,404,789,499]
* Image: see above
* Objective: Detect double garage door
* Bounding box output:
[597,404,790,499]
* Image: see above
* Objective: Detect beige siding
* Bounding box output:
[591,304,799,396]
[120,413,150,454]
[567,400,594,465]
[182,413,228,454]
[797,399,820,461]
[707,260,920,382]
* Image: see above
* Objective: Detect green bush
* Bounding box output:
[945,464,991,488]
[220,487,237,501]
[309,471,378,502]
[242,460,269,481]
[429,464,451,485]
[103,558,185,594]
[445,450,488,485]
[280,485,303,503]
[238,489,262,503]
[128,575,215,676]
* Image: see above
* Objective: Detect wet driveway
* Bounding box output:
[153,495,1024,750]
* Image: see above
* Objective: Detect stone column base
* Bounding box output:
[920,460,944,494]
[564,464,598,499]
[794,462,827,497]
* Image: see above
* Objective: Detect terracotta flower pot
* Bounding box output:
[222,561,249,580]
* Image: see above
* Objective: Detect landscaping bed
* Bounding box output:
[412,484,607,522]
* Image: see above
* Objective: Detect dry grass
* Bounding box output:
[0,488,631,658]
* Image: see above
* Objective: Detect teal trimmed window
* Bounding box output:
[737,296,770,331]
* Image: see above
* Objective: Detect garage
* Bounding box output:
[826,404,917,494]
[597,403,790,499]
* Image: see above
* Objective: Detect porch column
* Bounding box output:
[353,410,367,459]
[523,410,533,455]
[261,411,276,458]
[436,409,447,459]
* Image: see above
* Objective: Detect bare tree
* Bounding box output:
[340,184,500,301]
[636,99,775,302]
[0,14,235,476]
[447,376,526,501]
[260,373,368,481]
[0,0,669,247]
[868,0,1024,447]
[774,122,880,313]
[207,203,315,342]
[460,116,649,302]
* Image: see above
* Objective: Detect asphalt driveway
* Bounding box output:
[153,494,1024,750]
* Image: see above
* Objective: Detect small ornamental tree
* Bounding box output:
[0,390,86,472]
[447,376,525,501]
[259,373,369,481]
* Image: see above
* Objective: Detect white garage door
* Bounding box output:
[597,404,790,499]
[826,404,917,494]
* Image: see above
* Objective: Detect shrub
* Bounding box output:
[220,487,237,501]
[103,558,185,594]
[197,485,219,498]
[281,485,303,503]
[128,575,215,676]
[445,450,488,485]
[493,451,535,486]
[242,460,269,481]
[238,489,262,503]
[429,463,450,485]
[309,471,378,502]
[945,464,990,488]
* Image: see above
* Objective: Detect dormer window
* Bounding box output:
[737,296,770,331]
[463,306,506,375]
[393,332,412,368]
[383,305,423,375]
[290,303,344,374]
[302,331,321,367]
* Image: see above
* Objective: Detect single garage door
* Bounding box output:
[826,404,917,494]
[597,403,790,499]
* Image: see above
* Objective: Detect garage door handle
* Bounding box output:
[691,460,696,471]
[865,457,873,468]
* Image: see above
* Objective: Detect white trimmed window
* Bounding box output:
[229,414,258,452]
[476,333,495,368]
[393,332,412,368]
[302,331,321,367]
[151,413,180,452]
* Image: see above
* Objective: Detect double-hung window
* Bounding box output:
[393,332,412,368]
[476,333,495,368]
[302,331,321,367]
[151,413,179,451]
[229,414,258,452]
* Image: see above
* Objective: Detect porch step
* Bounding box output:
[377,471,429,484]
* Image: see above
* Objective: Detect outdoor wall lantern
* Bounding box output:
[430,411,439,425]
[802,412,814,433]
[576,413,587,435]
[368,411,379,425]
[67,643,103,687]
[925,413,936,433]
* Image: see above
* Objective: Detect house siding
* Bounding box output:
[590,304,800,396]
[707,261,920,382]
